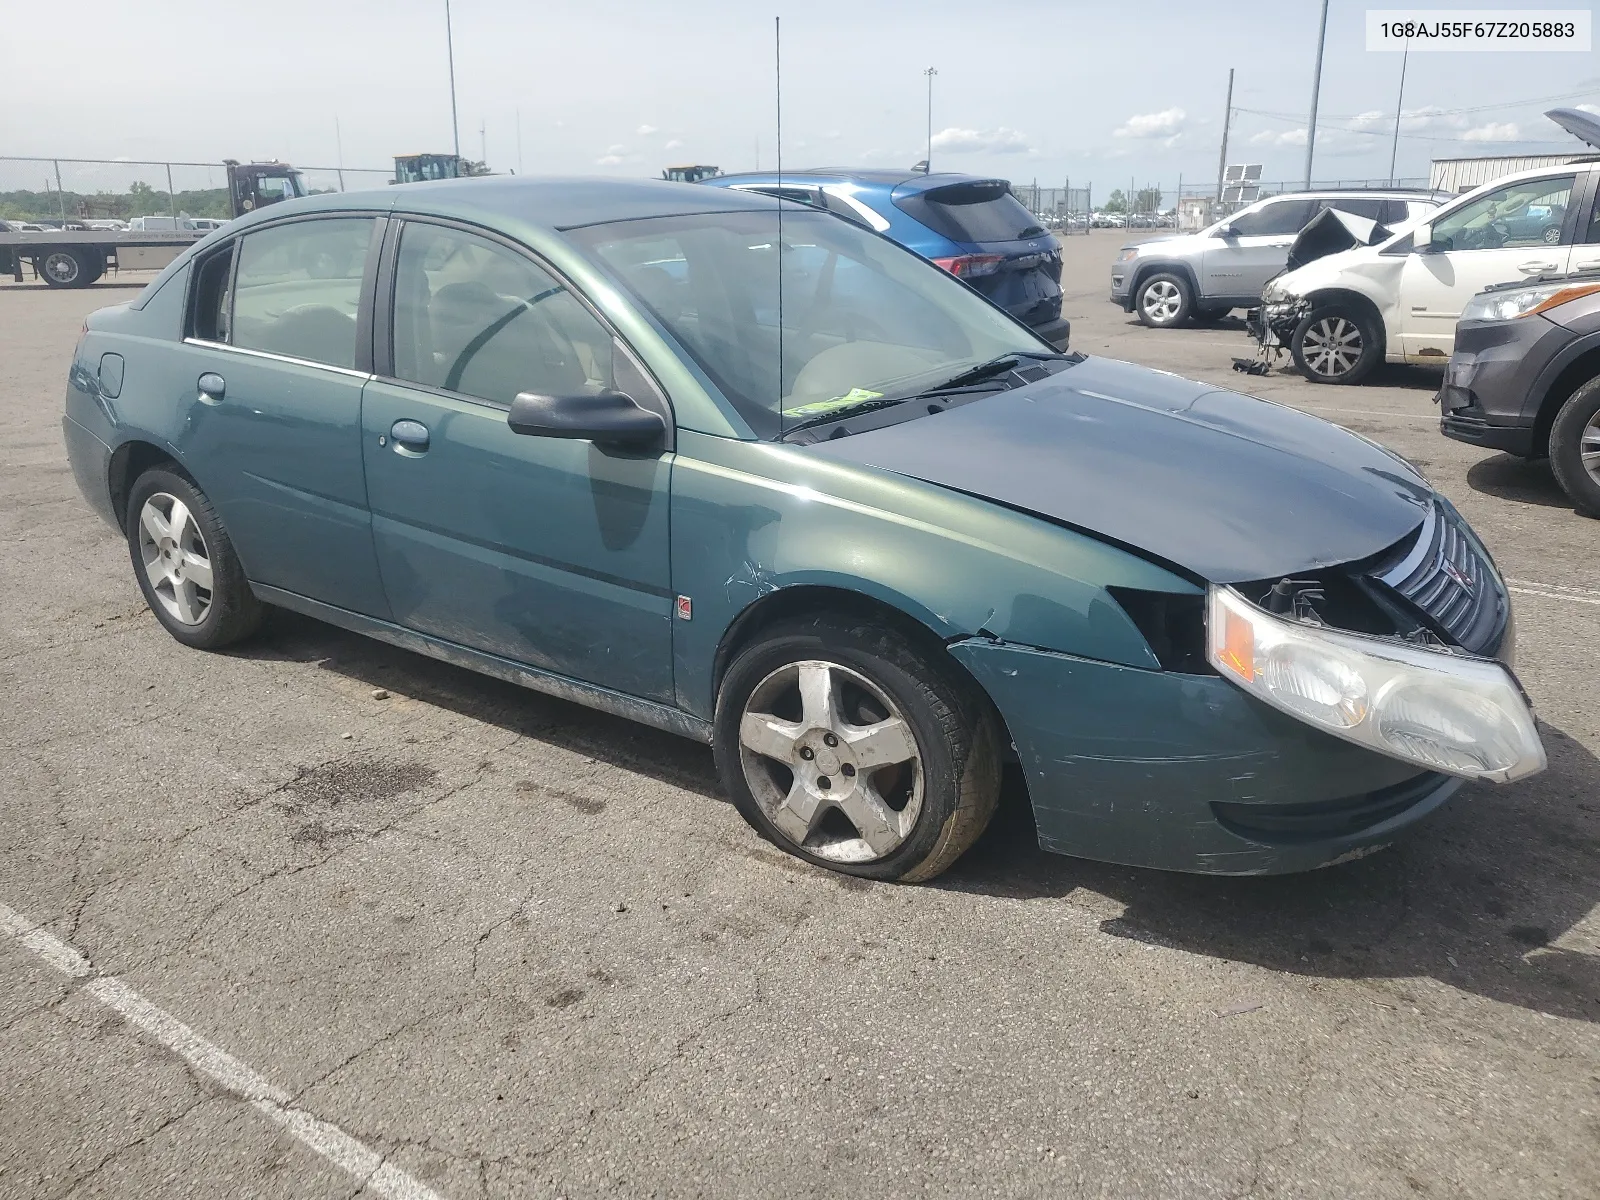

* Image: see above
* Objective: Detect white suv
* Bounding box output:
[1261,163,1600,384]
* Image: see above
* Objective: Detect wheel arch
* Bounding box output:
[709,583,1018,749]
[1302,288,1388,355]
[1531,342,1600,459]
[1128,259,1200,302]
[107,439,185,530]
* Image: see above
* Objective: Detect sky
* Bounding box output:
[4,0,1597,199]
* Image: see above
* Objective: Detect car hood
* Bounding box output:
[1123,232,1202,254]
[806,356,1432,583]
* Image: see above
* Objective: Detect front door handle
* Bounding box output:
[197,372,225,403]
[388,419,431,454]
[1517,260,1559,274]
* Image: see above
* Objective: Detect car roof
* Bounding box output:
[231,174,796,235]
[710,169,1005,192]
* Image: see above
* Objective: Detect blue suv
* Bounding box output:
[703,170,1069,349]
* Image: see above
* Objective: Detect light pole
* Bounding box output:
[924,67,937,173]
[445,0,461,158]
[1388,43,1411,186]
[1303,0,1330,188]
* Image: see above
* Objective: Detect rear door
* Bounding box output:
[178,214,391,616]
[1569,169,1600,273]
[1398,172,1578,359]
[1201,198,1316,300]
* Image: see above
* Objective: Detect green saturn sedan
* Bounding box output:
[62,176,1545,882]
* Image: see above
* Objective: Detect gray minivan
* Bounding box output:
[1110,189,1451,328]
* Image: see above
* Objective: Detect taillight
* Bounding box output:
[931,254,1004,278]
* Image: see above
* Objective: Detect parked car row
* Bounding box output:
[62,173,1544,886]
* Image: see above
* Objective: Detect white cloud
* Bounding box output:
[1577,104,1600,116]
[664,138,684,150]
[824,129,842,140]
[928,126,1032,154]
[606,143,627,155]
[1114,108,1187,139]
[1249,127,1308,147]
[595,155,627,166]
[1461,122,1520,142]
[636,124,658,136]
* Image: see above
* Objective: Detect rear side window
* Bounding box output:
[897,182,1045,243]
[1229,199,1317,236]
[1320,198,1384,221]
[230,217,375,369]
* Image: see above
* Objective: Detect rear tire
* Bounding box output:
[1134,272,1193,328]
[126,466,263,649]
[1548,375,1600,517]
[1291,303,1383,385]
[38,248,90,288]
[713,613,1000,883]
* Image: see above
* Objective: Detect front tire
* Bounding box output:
[1548,376,1600,517]
[1134,272,1193,328]
[126,466,263,649]
[1291,303,1383,385]
[713,613,1000,883]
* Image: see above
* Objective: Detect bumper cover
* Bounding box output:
[1437,315,1569,459]
[950,639,1463,875]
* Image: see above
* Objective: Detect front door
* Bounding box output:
[178,215,390,617]
[360,220,676,702]
[1398,173,1579,360]
[1200,197,1315,300]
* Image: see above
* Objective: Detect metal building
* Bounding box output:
[1429,154,1583,193]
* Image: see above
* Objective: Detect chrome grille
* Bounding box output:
[1372,503,1505,655]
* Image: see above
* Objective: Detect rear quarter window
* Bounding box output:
[896,182,1045,243]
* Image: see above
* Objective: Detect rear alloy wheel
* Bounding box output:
[39,248,90,288]
[127,466,263,649]
[1548,375,1600,517]
[714,613,999,882]
[1291,304,1382,385]
[1135,272,1193,328]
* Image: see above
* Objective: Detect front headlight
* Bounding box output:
[1116,248,1139,262]
[1208,587,1544,783]
[1460,280,1600,323]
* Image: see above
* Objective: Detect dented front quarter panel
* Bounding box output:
[669,428,1197,720]
[949,639,1463,874]
[1271,250,1410,357]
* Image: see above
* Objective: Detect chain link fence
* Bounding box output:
[1012,183,1095,233]
[1171,176,1433,226]
[0,157,393,224]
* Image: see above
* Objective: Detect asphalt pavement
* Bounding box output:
[1,234,1596,1199]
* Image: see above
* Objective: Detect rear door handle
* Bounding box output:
[197,372,225,403]
[388,418,430,454]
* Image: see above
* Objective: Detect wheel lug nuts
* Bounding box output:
[822,733,838,748]
[841,763,855,777]
[818,776,831,790]
[799,747,814,761]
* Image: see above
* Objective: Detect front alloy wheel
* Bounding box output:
[1291,304,1381,385]
[738,659,923,863]
[1135,272,1192,328]
[714,613,1000,882]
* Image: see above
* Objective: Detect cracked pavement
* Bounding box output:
[2,240,1598,1198]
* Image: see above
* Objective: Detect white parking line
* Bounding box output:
[0,901,444,1200]
[1507,579,1600,606]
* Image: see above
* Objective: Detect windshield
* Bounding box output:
[569,210,1050,438]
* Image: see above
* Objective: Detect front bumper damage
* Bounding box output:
[1235,297,1308,376]
[950,638,1462,875]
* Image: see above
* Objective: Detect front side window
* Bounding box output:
[1229,199,1316,237]
[570,209,1051,438]
[230,217,375,368]
[391,223,613,406]
[1430,175,1575,252]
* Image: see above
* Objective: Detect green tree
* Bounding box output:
[1136,186,1163,213]
[1104,189,1127,213]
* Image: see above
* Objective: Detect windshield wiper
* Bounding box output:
[782,395,911,435]
[916,350,1074,396]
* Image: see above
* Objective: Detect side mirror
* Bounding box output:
[1217,222,1238,238]
[507,390,665,447]
[1413,222,1435,252]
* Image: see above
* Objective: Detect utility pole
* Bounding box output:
[1215,67,1234,203]
[335,117,346,191]
[1303,0,1330,188]
[924,67,937,173]
[445,0,461,158]
[480,119,487,167]
[516,108,523,174]
[1388,43,1410,186]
